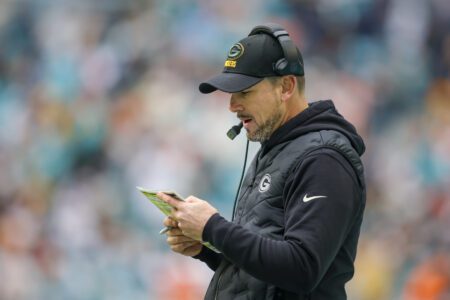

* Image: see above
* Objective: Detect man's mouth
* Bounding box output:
[240,117,253,130]
[238,114,254,129]
[242,118,252,125]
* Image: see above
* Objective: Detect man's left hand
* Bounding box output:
[157,193,218,241]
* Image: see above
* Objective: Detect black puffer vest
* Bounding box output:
[204,129,365,300]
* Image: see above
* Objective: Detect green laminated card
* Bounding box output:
[136,186,221,253]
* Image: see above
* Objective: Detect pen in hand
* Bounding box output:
[159,226,172,235]
[160,208,179,235]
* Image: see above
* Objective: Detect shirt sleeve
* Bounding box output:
[201,148,362,293]
[193,245,223,271]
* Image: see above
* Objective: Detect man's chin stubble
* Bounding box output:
[246,111,282,142]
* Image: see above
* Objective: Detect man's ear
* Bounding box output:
[280,75,296,101]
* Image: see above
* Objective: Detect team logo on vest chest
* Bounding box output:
[258,174,271,193]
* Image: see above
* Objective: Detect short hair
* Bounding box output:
[296,76,305,93]
[267,76,305,93]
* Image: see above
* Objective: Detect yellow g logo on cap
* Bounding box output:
[227,43,244,60]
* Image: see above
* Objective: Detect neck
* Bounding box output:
[282,93,308,125]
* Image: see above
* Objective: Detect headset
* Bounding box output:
[227,23,304,141]
[248,23,304,76]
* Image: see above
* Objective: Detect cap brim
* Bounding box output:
[199,73,263,94]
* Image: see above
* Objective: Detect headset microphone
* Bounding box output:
[227,122,243,140]
[227,121,249,221]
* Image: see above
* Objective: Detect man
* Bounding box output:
[157,23,366,300]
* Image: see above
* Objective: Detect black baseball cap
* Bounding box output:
[199,32,304,94]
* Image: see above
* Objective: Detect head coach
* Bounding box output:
[157,23,366,300]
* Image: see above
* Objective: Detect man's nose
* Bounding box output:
[229,94,243,113]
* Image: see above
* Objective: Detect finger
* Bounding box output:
[170,210,184,224]
[163,217,178,228]
[167,235,196,245]
[170,241,199,252]
[184,243,203,253]
[180,241,199,250]
[157,192,182,209]
[166,228,183,236]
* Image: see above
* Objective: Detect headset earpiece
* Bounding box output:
[274,58,288,74]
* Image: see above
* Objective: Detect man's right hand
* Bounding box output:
[163,217,203,257]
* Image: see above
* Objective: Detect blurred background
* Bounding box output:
[0,0,449,299]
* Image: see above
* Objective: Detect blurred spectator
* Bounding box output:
[402,253,450,300]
